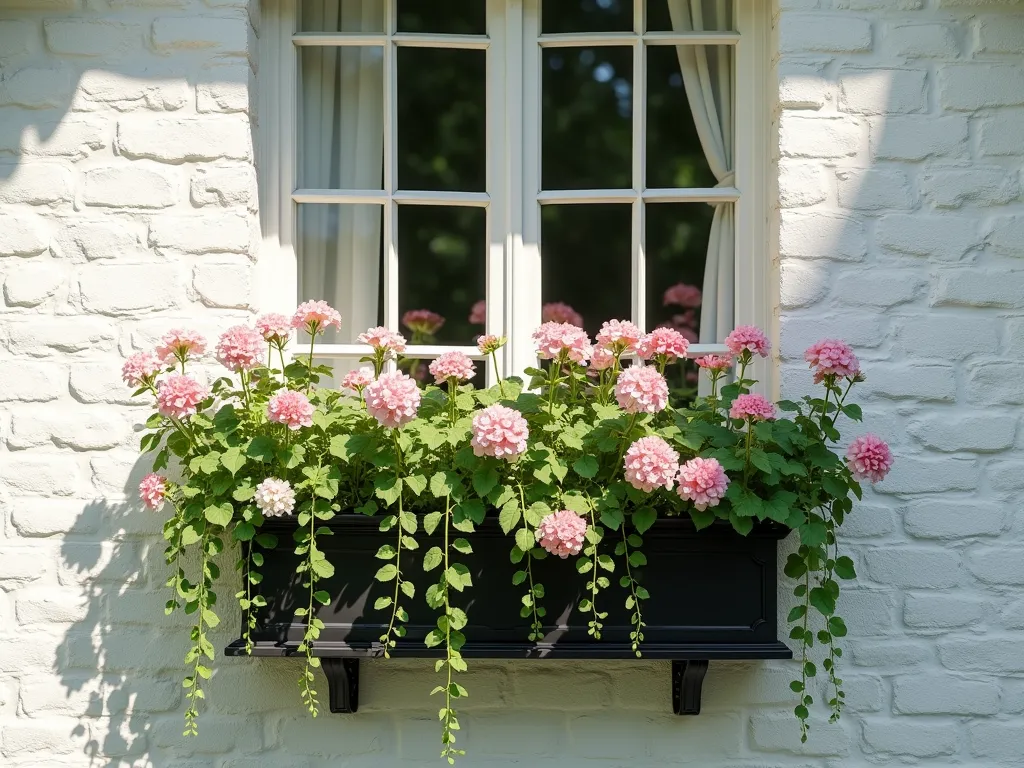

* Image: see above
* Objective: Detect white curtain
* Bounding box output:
[299,0,384,343]
[666,0,734,345]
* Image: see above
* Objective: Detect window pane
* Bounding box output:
[645,203,713,337]
[541,205,631,337]
[297,204,384,345]
[300,0,384,33]
[397,0,486,35]
[646,0,734,33]
[398,205,486,346]
[299,47,384,190]
[543,0,633,34]
[543,47,632,190]
[646,45,720,189]
[398,47,486,192]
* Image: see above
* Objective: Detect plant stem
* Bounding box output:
[441,493,456,759]
[744,420,753,484]
[620,526,644,657]
[382,494,405,659]
[613,412,638,470]
[278,346,288,383]
[517,481,541,640]
[183,532,210,736]
[490,350,506,398]
[546,356,561,416]
[305,335,316,394]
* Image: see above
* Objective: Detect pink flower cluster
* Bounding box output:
[429,351,476,384]
[805,339,860,383]
[846,434,893,484]
[535,510,588,558]
[729,393,776,422]
[471,404,529,460]
[676,457,730,511]
[267,389,314,430]
[357,326,407,357]
[590,346,615,371]
[138,473,167,511]
[255,313,291,344]
[157,374,210,419]
[255,477,296,517]
[725,325,771,358]
[477,334,505,355]
[663,282,703,309]
[614,366,669,414]
[365,371,421,428]
[596,319,642,354]
[341,367,375,393]
[469,300,487,325]
[156,329,206,364]
[532,322,591,364]
[402,309,445,335]
[624,436,679,493]
[637,327,690,362]
[215,325,264,372]
[292,300,342,335]
[695,354,733,373]
[122,352,161,387]
[542,302,584,328]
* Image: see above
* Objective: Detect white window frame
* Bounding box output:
[257,0,771,386]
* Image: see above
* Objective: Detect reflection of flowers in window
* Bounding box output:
[402,309,445,337]
[468,300,486,325]
[663,282,703,309]
[542,301,584,328]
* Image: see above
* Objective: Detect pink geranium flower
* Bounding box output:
[156,374,209,419]
[267,389,314,430]
[596,319,643,355]
[663,282,703,308]
[695,354,733,372]
[729,393,776,422]
[805,339,861,383]
[341,367,374,393]
[122,352,161,387]
[357,326,407,357]
[532,322,592,364]
[725,325,771,358]
[542,301,584,328]
[215,325,264,372]
[676,457,729,511]
[255,478,296,517]
[156,329,206,365]
[291,300,342,336]
[614,366,669,414]
[429,351,476,384]
[846,434,893,483]
[364,371,421,428]
[254,313,291,344]
[535,510,588,558]
[624,436,680,493]
[590,346,615,371]
[139,473,167,511]
[469,300,487,325]
[471,404,529,460]
[637,327,690,363]
[477,334,506,355]
[402,309,445,336]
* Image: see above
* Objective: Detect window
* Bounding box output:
[258,0,770,384]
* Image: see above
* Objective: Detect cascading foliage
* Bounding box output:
[124,303,892,762]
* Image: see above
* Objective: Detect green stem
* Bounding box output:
[620,526,643,657]
[278,346,288,383]
[517,481,541,640]
[305,335,316,394]
[183,532,210,736]
[546,355,562,416]
[613,413,639,470]
[382,494,405,659]
[490,350,506,398]
[744,421,753,484]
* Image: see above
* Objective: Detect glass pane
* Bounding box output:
[398,47,486,192]
[300,0,384,33]
[645,203,713,338]
[541,205,631,337]
[297,204,384,345]
[397,0,486,35]
[543,0,633,34]
[299,47,384,190]
[646,45,719,189]
[543,47,632,190]
[646,0,734,33]
[398,205,486,347]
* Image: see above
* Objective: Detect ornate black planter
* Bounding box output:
[226,515,792,714]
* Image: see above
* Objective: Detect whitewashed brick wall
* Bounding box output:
[0,0,1021,765]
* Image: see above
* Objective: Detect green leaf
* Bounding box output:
[452,538,473,555]
[376,544,396,560]
[597,554,615,572]
[498,500,522,534]
[423,511,443,535]
[733,492,763,519]
[835,556,856,580]
[310,556,335,579]
[449,607,468,631]
[828,616,848,638]
[255,533,278,549]
[690,509,716,531]
[788,605,807,622]
[515,528,535,553]
[233,521,255,541]
[573,455,599,479]
[472,467,498,498]
[313,590,331,605]
[729,511,754,536]
[181,525,201,546]
[400,510,418,534]
[220,447,246,476]
[632,507,657,534]
[809,586,836,616]
[456,498,485,526]
[423,547,443,572]
[404,473,428,497]
[628,551,647,567]
[424,629,444,648]
[375,564,398,582]
[430,471,459,499]
[277,444,305,470]
[374,472,403,507]
[204,503,234,527]
[374,596,393,611]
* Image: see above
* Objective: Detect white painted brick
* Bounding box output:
[886,22,959,58]
[0,19,38,57]
[907,413,1016,452]
[778,61,834,109]
[780,115,862,159]
[897,315,999,359]
[190,165,256,207]
[839,0,922,7]
[975,14,1024,54]
[905,499,1007,540]
[0,455,80,496]
[875,456,978,494]
[0,0,78,6]
[921,167,1020,209]
[71,361,146,406]
[933,269,1024,308]
[780,13,872,53]
[55,219,148,261]
[152,16,249,55]
[0,720,90,757]
[75,70,190,112]
[893,676,1000,715]
[977,108,1024,157]
[834,270,924,308]
[4,316,117,356]
[78,264,184,315]
[836,169,913,211]
[749,714,850,756]
[904,592,991,629]
[193,260,253,308]
[149,213,250,253]
[865,549,962,588]
[117,117,252,162]
[969,722,1024,761]
[843,505,896,538]
[90,451,152,496]
[862,363,957,402]
[0,212,49,257]
[44,19,142,56]
[0,360,66,402]
[861,720,958,757]
[779,260,830,308]
[967,547,1024,586]
[0,66,74,108]
[876,214,981,261]
[851,641,931,669]
[988,214,1024,258]
[10,498,101,537]
[82,164,179,209]
[197,65,251,113]
[779,313,886,358]
[940,637,1024,673]
[869,115,968,161]
[15,588,89,624]
[989,459,1024,492]
[0,118,107,160]
[0,547,54,583]
[8,406,131,451]
[3,260,65,307]
[0,162,72,205]
[939,64,1024,110]
[839,589,898,635]
[779,211,867,261]
[968,362,1024,405]
[839,67,927,114]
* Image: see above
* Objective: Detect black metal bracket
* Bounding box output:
[672,660,709,715]
[322,658,360,713]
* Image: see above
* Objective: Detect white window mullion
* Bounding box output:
[631,0,646,333]
[486,0,507,385]
[382,0,399,372]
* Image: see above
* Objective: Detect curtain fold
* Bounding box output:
[299,0,384,343]
[666,0,734,346]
